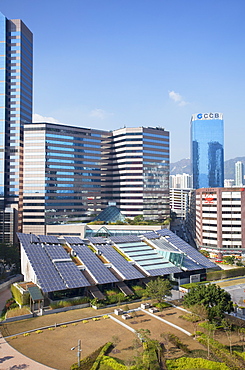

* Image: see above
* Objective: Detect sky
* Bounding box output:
[2,0,245,162]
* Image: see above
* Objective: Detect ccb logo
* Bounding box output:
[197,113,220,119]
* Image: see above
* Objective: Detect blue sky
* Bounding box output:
[2,0,245,162]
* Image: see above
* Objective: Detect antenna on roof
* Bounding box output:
[30,232,32,244]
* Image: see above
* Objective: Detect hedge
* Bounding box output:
[166,357,230,370]
[207,267,245,281]
[197,334,245,370]
[11,284,29,307]
[99,356,126,370]
[90,342,113,370]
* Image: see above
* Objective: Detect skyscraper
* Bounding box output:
[235,161,244,187]
[0,12,33,241]
[22,124,170,235]
[191,113,224,189]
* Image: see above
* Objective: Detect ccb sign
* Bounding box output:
[197,113,220,120]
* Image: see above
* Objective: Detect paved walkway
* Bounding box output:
[0,334,56,370]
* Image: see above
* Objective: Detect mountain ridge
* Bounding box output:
[170,157,245,179]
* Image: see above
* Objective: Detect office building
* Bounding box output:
[195,187,245,254]
[22,123,170,235]
[0,11,33,240]
[191,113,224,189]
[235,161,244,187]
[102,126,170,221]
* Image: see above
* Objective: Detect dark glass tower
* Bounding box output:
[191,113,224,189]
[0,12,33,240]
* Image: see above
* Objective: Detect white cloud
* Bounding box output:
[168,91,188,106]
[32,113,60,123]
[89,108,113,120]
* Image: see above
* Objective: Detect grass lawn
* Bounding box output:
[1,304,242,370]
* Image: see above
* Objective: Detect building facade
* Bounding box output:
[170,173,192,189]
[195,187,245,254]
[102,126,170,221]
[191,113,224,189]
[22,124,170,234]
[23,122,107,235]
[0,12,33,241]
[235,161,244,187]
[170,188,190,219]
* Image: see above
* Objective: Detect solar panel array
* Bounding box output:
[110,235,141,243]
[98,245,144,280]
[38,235,60,244]
[156,229,216,269]
[44,245,70,260]
[150,238,177,252]
[88,237,108,244]
[72,245,118,284]
[182,257,201,271]
[64,236,84,244]
[18,234,90,292]
[23,243,67,292]
[54,261,90,288]
[17,232,39,244]
[142,231,160,240]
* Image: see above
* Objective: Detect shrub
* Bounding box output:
[207,267,245,281]
[155,301,171,310]
[90,342,113,370]
[100,356,126,369]
[166,357,230,370]
[168,333,190,353]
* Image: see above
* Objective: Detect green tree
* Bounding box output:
[0,243,20,278]
[184,284,233,323]
[145,277,172,303]
[199,321,216,359]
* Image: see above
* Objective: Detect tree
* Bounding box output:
[145,277,172,303]
[222,319,233,354]
[199,321,216,359]
[0,243,20,279]
[184,284,233,323]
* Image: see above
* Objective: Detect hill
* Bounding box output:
[170,157,245,180]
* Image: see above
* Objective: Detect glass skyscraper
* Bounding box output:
[0,12,33,238]
[191,113,224,189]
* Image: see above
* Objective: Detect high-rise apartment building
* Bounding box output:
[191,113,224,189]
[22,124,170,235]
[235,161,244,187]
[0,12,33,241]
[170,173,192,189]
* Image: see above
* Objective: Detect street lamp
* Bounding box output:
[71,339,82,368]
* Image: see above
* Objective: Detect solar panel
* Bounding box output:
[44,245,71,260]
[142,231,160,240]
[64,236,84,244]
[72,245,118,284]
[98,245,144,280]
[21,243,67,292]
[54,261,90,288]
[88,237,107,244]
[38,235,60,244]
[156,229,216,269]
[17,232,39,244]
